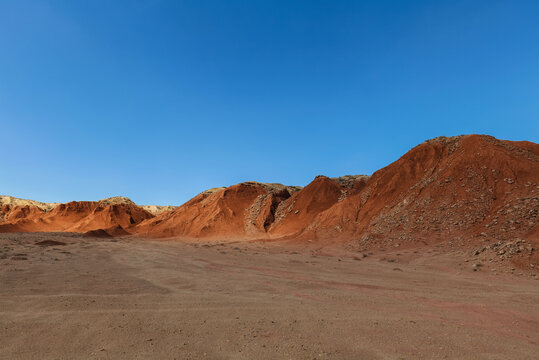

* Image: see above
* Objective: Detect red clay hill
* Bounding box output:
[0,197,153,236]
[135,183,301,239]
[1,135,538,253]
[134,135,537,245]
[306,135,538,246]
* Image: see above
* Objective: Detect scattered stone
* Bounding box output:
[472,263,482,271]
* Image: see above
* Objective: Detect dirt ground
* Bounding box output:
[1,233,538,359]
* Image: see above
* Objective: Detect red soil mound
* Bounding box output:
[0,205,46,232]
[133,176,371,239]
[1,204,44,223]
[268,175,360,237]
[134,182,299,239]
[105,224,131,236]
[83,229,112,238]
[306,135,538,248]
[0,202,153,234]
[83,225,131,238]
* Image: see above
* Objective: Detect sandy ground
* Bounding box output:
[1,233,538,359]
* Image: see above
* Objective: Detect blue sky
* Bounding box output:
[1,0,538,205]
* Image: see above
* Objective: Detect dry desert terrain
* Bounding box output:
[1,233,538,359]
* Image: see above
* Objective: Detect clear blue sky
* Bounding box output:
[1,0,538,205]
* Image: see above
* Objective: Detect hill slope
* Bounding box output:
[306,135,538,247]
[0,200,154,234]
[134,182,302,239]
[1,135,537,252]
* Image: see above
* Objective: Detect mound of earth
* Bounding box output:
[82,229,112,238]
[132,178,365,239]
[306,135,538,248]
[97,196,177,215]
[103,225,131,236]
[1,204,46,223]
[0,201,153,234]
[98,196,136,206]
[140,205,178,215]
[0,196,58,211]
[83,225,130,238]
[268,175,368,237]
[134,182,303,239]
